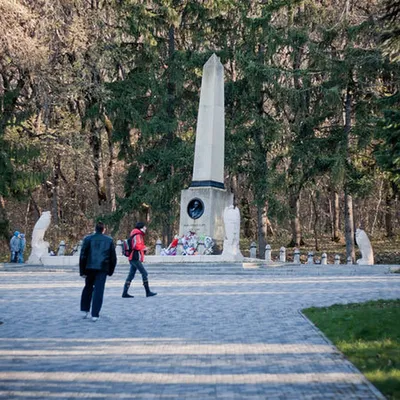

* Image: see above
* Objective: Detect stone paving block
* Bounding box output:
[0,266,398,399]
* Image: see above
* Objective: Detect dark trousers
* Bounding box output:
[126,259,148,283]
[10,251,19,263]
[80,270,107,318]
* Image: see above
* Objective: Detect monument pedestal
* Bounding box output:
[179,187,233,245]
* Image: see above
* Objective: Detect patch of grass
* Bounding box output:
[303,299,400,399]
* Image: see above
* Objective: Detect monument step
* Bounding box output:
[1,263,395,276]
[115,263,246,274]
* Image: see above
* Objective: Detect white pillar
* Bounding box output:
[265,244,272,262]
[307,252,314,265]
[116,240,123,256]
[347,256,353,265]
[279,247,286,262]
[321,253,327,265]
[197,241,205,255]
[334,254,340,265]
[155,239,162,256]
[250,242,257,258]
[57,241,66,256]
[77,240,83,255]
[293,248,300,264]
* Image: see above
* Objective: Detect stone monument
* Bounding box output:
[355,228,374,265]
[27,211,51,264]
[179,54,233,244]
[222,205,243,260]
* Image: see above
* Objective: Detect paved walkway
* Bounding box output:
[0,264,399,399]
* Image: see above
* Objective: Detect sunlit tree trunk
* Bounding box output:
[332,190,343,242]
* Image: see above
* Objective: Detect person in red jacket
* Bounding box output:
[122,222,157,298]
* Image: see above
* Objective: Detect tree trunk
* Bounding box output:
[158,24,176,245]
[89,120,107,207]
[288,190,303,247]
[344,87,355,262]
[263,204,274,238]
[385,180,396,238]
[257,204,266,258]
[371,179,384,235]
[29,194,41,221]
[241,198,252,238]
[311,192,319,251]
[0,195,9,239]
[345,191,355,262]
[52,155,60,225]
[105,115,116,212]
[332,190,343,242]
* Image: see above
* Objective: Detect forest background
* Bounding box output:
[0,0,399,263]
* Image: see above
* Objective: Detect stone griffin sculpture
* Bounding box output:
[27,211,51,264]
[355,228,374,265]
[222,204,243,260]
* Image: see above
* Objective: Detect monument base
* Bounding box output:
[179,186,233,244]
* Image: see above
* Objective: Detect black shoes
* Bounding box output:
[122,281,157,297]
[122,281,134,298]
[144,281,157,297]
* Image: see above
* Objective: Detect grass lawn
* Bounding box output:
[303,299,400,400]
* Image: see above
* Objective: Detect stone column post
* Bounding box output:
[294,248,300,264]
[265,244,272,262]
[250,242,257,258]
[57,241,66,256]
[116,240,123,256]
[279,247,286,262]
[347,256,353,265]
[155,239,162,256]
[197,241,205,255]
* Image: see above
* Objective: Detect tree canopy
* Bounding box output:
[0,0,398,256]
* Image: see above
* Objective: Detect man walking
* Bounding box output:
[80,221,117,321]
[122,222,157,298]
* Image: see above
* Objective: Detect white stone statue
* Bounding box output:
[222,205,243,260]
[27,211,51,264]
[355,228,374,265]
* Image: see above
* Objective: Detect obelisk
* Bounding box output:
[179,54,233,246]
[191,54,225,189]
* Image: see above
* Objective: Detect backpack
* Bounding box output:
[123,234,137,257]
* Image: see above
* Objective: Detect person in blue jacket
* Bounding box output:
[18,234,26,263]
[10,231,20,263]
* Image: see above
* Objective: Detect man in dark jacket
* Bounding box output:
[79,221,117,321]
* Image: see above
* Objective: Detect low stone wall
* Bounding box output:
[40,254,244,267]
